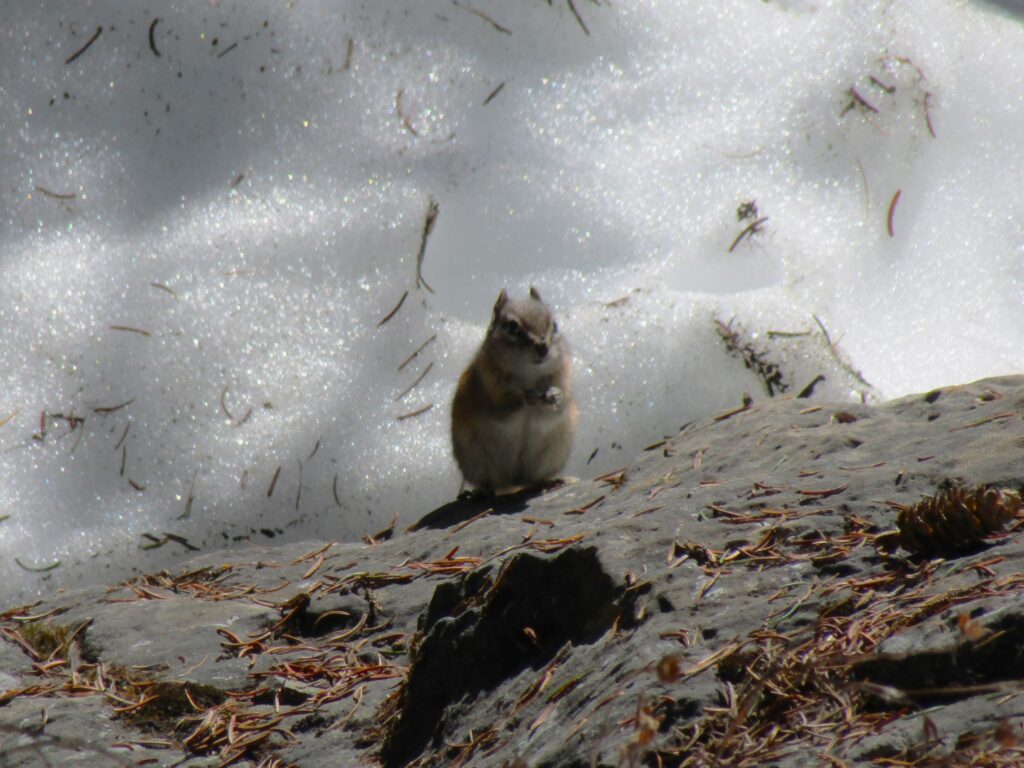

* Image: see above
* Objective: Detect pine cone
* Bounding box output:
[897,486,1021,556]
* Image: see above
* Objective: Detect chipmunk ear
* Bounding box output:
[529,285,542,302]
[493,289,509,317]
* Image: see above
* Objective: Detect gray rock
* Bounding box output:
[3,376,1024,767]
[62,593,275,690]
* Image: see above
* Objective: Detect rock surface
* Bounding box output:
[3,376,1024,767]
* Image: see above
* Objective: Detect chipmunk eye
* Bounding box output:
[504,320,520,336]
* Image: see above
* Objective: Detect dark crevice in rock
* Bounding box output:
[270,591,372,639]
[18,619,98,664]
[380,546,624,768]
[297,595,368,637]
[292,712,335,734]
[655,695,704,729]
[813,560,859,577]
[252,685,310,707]
[851,611,1024,707]
[121,681,227,736]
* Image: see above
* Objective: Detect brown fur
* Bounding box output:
[451,288,577,492]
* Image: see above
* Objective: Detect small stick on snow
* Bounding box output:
[396,89,418,136]
[868,75,894,94]
[398,334,437,371]
[854,156,870,218]
[567,0,590,35]
[150,282,177,298]
[179,471,198,519]
[416,198,439,293]
[728,216,768,253]
[65,26,103,65]
[887,189,901,237]
[34,186,77,200]
[110,325,151,336]
[267,465,282,497]
[93,398,135,414]
[452,1,512,34]
[343,37,354,71]
[842,86,879,116]
[397,403,433,421]
[483,82,505,105]
[148,18,161,57]
[378,290,408,327]
[395,361,434,402]
[813,314,874,390]
[924,92,937,137]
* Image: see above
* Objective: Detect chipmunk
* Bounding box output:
[451,287,578,493]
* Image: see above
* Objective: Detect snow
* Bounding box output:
[2,0,1023,602]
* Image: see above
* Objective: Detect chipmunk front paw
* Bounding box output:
[528,386,562,407]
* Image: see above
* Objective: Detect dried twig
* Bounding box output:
[93,399,134,414]
[812,315,874,391]
[267,466,282,498]
[394,361,433,402]
[483,82,505,105]
[149,282,177,298]
[34,186,76,200]
[109,325,151,336]
[148,18,161,57]
[416,199,439,293]
[179,470,198,519]
[65,26,103,65]
[924,91,936,137]
[715,317,785,397]
[378,291,408,327]
[841,85,879,117]
[728,216,768,253]
[452,0,512,34]
[566,0,590,35]
[344,37,354,70]
[396,89,418,136]
[886,189,901,237]
[398,334,437,371]
[396,403,433,421]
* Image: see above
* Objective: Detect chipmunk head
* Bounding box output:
[487,286,563,369]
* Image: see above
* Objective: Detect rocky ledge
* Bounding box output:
[3,376,1024,767]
